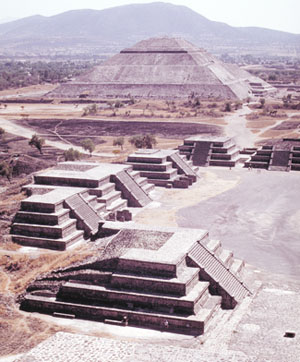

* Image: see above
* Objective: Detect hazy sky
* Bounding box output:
[1,0,300,34]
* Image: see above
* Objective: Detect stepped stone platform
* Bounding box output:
[127,149,198,188]
[11,162,153,250]
[245,143,300,172]
[21,223,252,335]
[179,136,240,168]
[47,37,275,100]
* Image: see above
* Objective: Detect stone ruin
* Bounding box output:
[179,136,241,167]
[11,162,153,250]
[9,149,260,336]
[126,148,198,188]
[48,37,276,100]
[20,223,252,336]
[245,143,300,171]
[10,153,198,250]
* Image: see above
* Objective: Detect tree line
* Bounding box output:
[0,60,99,91]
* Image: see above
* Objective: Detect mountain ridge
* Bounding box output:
[0,2,299,57]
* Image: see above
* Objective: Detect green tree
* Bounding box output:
[0,127,5,140]
[0,161,12,182]
[113,136,125,150]
[129,134,157,149]
[259,98,266,108]
[224,102,232,112]
[64,148,82,161]
[81,138,95,156]
[82,103,97,116]
[29,134,45,154]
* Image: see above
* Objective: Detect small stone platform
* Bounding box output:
[11,162,154,250]
[127,149,198,188]
[21,224,252,335]
[245,145,300,171]
[179,136,240,168]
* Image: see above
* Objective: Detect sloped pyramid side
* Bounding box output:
[48,37,275,100]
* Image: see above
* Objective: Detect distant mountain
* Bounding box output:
[0,2,299,58]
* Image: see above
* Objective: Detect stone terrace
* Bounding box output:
[179,136,240,168]
[11,162,154,250]
[21,223,251,335]
[127,149,198,188]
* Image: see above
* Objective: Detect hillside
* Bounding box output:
[0,2,299,57]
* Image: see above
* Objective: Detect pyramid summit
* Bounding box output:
[49,37,275,100]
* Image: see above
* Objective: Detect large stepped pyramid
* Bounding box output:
[48,36,276,100]
[127,149,198,188]
[21,224,252,335]
[179,136,240,168]
[11,162,153,250]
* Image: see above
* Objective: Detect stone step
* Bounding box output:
[82,194,98,208]
[34,174,101,189]
[98,190,122,207]
[110,267,200,296]
[128,170,141,180]
[14,208,70,226]
[199,295,222,332]
[106,198,127,213]
[142,183,155,194]
[208,159,236,167]
[22,294,212,335]
[139,169,178,180]
[88,183,115,197]
[245,161,269,169]
[205,239,222,256]
[21,199,64,213]
[129,161,173,172]
[11,219,77,239]
[218,249,234,268]
[95,203,106,214]
[12,229,84,251]
[58,281,210,315]
[135,176,148,187]
[230,258,245,276]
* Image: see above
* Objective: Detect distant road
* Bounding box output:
[0,116,114,157]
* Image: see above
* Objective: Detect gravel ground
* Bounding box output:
[178,167,300,278]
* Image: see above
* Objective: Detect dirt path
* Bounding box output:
[224,104,256,148]
[0,116,114,157]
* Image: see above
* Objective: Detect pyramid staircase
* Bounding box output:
[21,227,251,335]
[245,145,297,172]
[188,240,251,309]
[268,150,292,171]
[111,169,152,207]
[179,137,240,168]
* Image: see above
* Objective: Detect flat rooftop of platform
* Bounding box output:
[129,149,177,159]
[103,222,208,264]
[36,162,130,181]
[185,136,231,143]
[24,187,86,204]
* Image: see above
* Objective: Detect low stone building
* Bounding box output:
[179,136,241,167]
[126,148,198,188]
[20,223,252,336]
[11,162,154,250]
